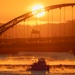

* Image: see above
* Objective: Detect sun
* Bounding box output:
[32,5,45,18]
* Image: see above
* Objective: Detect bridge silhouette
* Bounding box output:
[0,3,75,54]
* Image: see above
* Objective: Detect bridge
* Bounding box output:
[0,3,75,54]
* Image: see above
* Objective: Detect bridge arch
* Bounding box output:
[0,3,75,35]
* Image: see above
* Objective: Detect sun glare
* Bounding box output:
[32,5,45,18]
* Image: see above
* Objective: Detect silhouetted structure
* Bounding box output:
[0,3,75,54]
[27,58,50,71]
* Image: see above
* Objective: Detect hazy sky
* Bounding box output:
[0,0,75,23]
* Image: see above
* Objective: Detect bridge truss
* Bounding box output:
[0,3,75,35]
[0,3,75,54]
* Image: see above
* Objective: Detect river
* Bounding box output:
[0,52,75,75]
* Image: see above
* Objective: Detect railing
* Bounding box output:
[0,37,75,47]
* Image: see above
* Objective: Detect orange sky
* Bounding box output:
[0,0,75,23]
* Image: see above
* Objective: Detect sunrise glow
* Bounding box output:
[32,5,45,17]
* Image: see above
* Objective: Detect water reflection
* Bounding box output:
[0,52,74,75]
[31,71,47,75]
